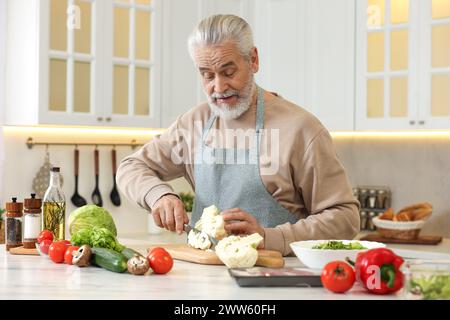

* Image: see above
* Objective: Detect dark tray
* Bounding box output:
[228,267,323,287]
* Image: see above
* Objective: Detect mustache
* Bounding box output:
[210,90,239,99]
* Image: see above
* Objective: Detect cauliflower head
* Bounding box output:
[187,229,212,250]
[194,205,228,240]
[215,233,263,268]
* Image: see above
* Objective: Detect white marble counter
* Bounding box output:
[1,232,449,300]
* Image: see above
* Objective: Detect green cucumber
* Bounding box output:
[121,247,143,260]
[91,247,128,273]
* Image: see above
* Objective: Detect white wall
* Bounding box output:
[335,138,450,237]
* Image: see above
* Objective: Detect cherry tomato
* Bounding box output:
[57,240,71,246]
[64,246,80,265]
[321,260,356,293]
[37,230,54,244]
[146,247,173,274]
[39,239,53,255]
[49,242,67,263]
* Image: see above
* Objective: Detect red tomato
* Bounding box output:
[49,242,67,263]
[39,239,53,255]
[146,247,173,274]
[57,240,71,246]
[64,246,80,265]
[37,230,54,244]
[321,260,356,293]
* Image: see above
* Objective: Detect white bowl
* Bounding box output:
[372,216,427,230]
[290,240,386,270]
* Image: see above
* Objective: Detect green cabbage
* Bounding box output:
[71,226,125,252]
[69,205,117,236]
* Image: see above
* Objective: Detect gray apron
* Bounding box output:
[191,86,298,228]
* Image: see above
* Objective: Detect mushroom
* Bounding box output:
[73,245,92,267]
[127,254,150,275]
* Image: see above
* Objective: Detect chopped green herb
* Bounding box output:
[409,275,450,300]
[312,240,367,250]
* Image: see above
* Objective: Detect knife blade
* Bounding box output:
[184,224,219,248]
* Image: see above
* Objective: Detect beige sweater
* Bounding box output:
[116,92,360,255]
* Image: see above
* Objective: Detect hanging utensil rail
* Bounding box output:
[26,137,143,149]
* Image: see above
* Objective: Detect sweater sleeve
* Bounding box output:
[263,129,361,256]
[116,115,192,211]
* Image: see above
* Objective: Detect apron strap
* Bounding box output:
[255,86,265,133]
[202,114,217,143]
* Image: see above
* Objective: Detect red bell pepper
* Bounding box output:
[353,248,404,294]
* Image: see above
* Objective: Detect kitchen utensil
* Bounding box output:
[71,148,87,207]
[32,148,63,198]
[109,148,121,206]
[184,223,219,248]
[147,243,285,268]
[360,233,442,245]
[91,148,103,207]
[289,240,386,269]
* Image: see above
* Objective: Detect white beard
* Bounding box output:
[206,75,256,120]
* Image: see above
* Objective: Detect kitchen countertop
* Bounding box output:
[1,232,449,300]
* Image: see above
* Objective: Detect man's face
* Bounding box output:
[194,42,259,119]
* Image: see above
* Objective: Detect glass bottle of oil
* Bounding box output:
[42,167,66,241]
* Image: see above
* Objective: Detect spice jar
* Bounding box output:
[23,193,42,249]
[368,189,377,208]
[358,189,368,208]
[377,189,387,209]
[5,197,23,251]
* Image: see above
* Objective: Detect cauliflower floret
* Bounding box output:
[187,229,212,250]
[215,233,263,268]
[194,205,228,240]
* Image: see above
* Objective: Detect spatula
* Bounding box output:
[109,148,121,206]
[91,148,103,207]
[71,148,87,207]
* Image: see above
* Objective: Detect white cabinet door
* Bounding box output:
[40,0,104,127]
[418,0,450,129]
[355,0,450,130]
[253,0,355,131]
[102,0,162,128]
[160,0,203,128]
[355,0,418,130]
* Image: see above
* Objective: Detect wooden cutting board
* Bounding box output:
[148,244,285,268]
[360,233,443,245]
[9,246,40,255]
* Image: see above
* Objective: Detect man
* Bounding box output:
[117,14,360,256]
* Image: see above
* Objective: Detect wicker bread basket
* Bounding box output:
[372,217,427,240]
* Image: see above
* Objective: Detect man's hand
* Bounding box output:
[151,194,189,234]
[221,208,265,249]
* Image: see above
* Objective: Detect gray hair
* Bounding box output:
[187,14,254,61]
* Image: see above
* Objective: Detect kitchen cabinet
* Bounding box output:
[252,0,356,131]
[355,0,450,130]
[5,0,161,128]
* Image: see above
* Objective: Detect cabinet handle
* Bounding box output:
[419,120,425,125]
[97,117,103,122]
[409,120,416,125]
[106,117,112,122]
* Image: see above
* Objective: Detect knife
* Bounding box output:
[184,224,219,248]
